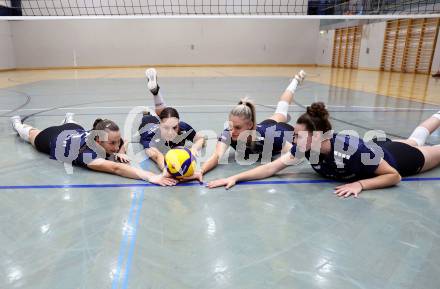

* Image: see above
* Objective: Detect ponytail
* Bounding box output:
[229,97,256,130]
[92,118,119,132]
[297,102,332,132]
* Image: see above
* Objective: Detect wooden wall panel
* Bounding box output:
[381,18,440,74]
[332,26,362,69]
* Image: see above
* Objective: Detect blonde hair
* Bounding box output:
[229,97,257,130]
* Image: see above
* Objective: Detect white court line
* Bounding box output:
[0,104,438,113]
[398,241,419,249]
[1,104,276,112]
[350,105,439,111]
[0,104,237,112]
[0,104,339,112]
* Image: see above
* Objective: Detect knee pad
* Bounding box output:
[409,126,430,146]
[275,101,289,117]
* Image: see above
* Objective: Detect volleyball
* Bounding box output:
[164,147,196,179]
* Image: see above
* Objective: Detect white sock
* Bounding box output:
[432,110,440,121]
[13,122,32,143]
[409,126,430,146]
[153,91,166,108]
[285,78,300,94]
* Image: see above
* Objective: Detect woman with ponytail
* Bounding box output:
[207,102,440,198]
[139,68,206,170]
[10,114,177,186]
[192,70,306,182]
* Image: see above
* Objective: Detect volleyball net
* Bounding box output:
[1,0,439,17]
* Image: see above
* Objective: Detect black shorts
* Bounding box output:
[34,123,84,155]
[259,119,295,132]
[259,119,295,144]
[381,141,425,176]
[139,114,160,130]
[258,119,295,153]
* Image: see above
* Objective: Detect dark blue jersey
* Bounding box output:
[139,114,197,153]
[49,126,110,168]
[290,133,397,181]
[218,119,294,159]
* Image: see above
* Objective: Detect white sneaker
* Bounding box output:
[61,112,76,124]
[145,68,158,93]
[295,70,306,83]
[10,115,22,132]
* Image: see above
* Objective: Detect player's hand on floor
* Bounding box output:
[334,182,362,198]
[179,171,203,183]
[114,153,130,163]
[190,148,200,158]
[207,177,236,189]
[150,174,178,186]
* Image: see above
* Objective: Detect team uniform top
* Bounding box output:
[290,133,424,181]
[218,119,294,159]
[41,124,114,168]
[139,114,197,152]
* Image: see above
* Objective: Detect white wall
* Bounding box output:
[431,32,440,73]
[10,19,319,68]
[358,21,386,70]
[0,20,15,69]
[315,29,334,66]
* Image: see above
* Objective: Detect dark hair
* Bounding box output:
[297,102,332,132]
[159,107,180,121]
[92,118,119,131]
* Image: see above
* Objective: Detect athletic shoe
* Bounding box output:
[295,70,306,83]
[145,68,159,95]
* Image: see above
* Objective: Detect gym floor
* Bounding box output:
[1,66,440,289]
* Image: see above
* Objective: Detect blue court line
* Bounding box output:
[1,177,440,190]
[111,192,138,289]
[399,177,440,182]
[120,190,144,289]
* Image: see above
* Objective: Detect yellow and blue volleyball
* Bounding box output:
[164,147,196,179]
